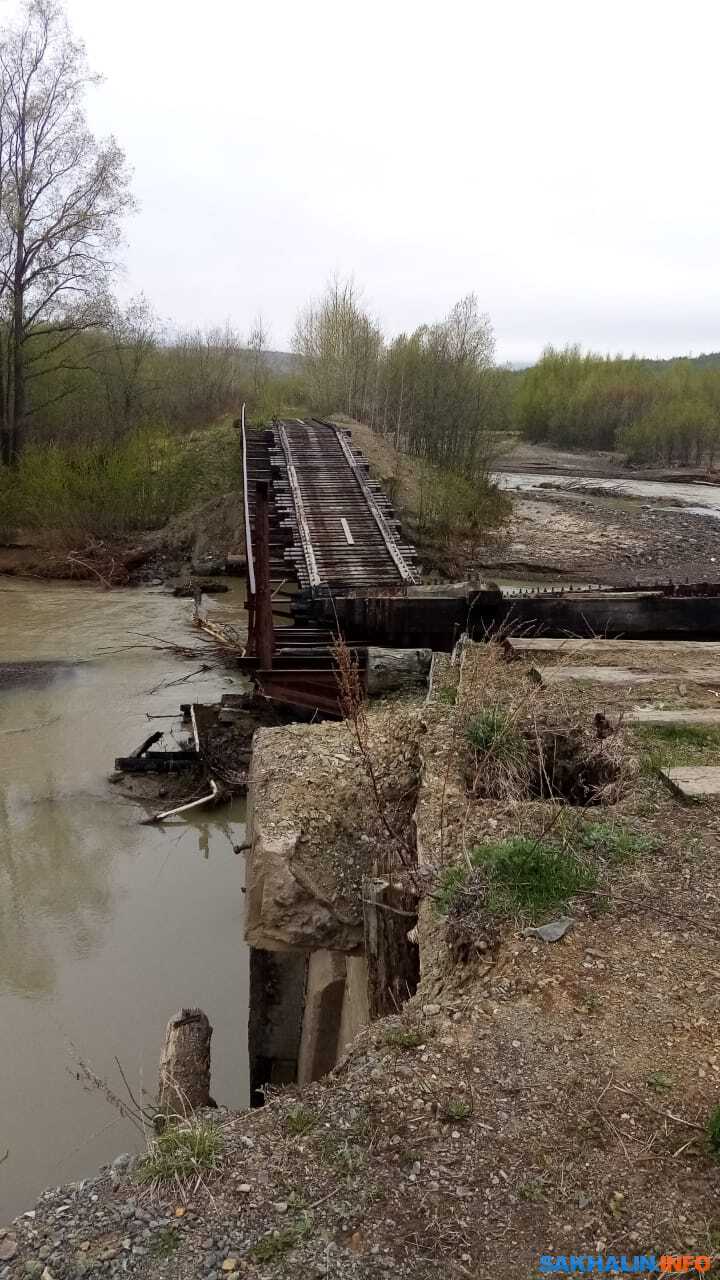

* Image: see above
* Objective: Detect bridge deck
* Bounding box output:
[243,418,418,595]
[271,419,417,592]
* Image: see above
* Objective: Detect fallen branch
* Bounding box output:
[142,779,220,825]
[610,1083,705,1131]
[147,666,210,696]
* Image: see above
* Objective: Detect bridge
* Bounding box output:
[240,413,419,713]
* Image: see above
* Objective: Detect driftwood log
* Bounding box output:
[363,878,420,1018]
[366,648,432,696]
[158,1007,213,1116]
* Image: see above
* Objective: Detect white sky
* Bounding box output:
[58,0,720,362]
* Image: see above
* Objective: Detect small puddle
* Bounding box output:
[0,578,250,1222]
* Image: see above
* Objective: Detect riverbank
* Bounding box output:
[493,437,720,482]
[481,483,720,584]
[5,637,720,1276]
[6,426,720,592]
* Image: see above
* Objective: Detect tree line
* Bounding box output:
[293,279,511,475]
[1,3,712,479]
[515,346,720,466]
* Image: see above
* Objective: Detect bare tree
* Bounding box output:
[0,0,133,463]
[99,294,158,435]
[247,311,268,398]
[293,275,383,418]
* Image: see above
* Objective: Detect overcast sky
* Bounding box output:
[57,0,720,363]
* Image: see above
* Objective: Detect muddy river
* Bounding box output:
[0,579,249,1222]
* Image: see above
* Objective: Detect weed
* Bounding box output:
[465,709,530,798]
[437,837,596,919]
[633,724,720,774]
[437,684,457,706]
[647,1070,674,1093]
[315,1132,367,1175]
[579,820,660,863]
[434,864,473,915]
[383,1027,424,1050]
[285,1104,317,1137]
[581,991,601,1013]
[250,1214,314,1262]
[518,1179,548,1203]
[706,1105,720,1157]
[442,1097,472,1121]
[149,1228,181,1259]
[466,708,519,755]
[136,1117,224,1186]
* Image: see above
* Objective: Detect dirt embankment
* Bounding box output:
[0,493,246,586]
[494,436,720,483]
[5,640,720,1277]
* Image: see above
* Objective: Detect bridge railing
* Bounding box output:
[241,403,257,651]
[241,403,256,598]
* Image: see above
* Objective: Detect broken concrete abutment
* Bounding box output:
[244,696,424,1099]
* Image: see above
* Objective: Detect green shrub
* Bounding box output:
[0,423,240,539]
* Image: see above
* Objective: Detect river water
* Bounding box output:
[0,579,249,1223]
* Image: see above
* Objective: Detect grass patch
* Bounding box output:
[436,684,457,706]
[136,1118,224,1186]
[285,1104,317,1137]
[250,1214,314,1263]
[633,724,720,775]
[578,820,660,863]
[383,1027,424,1050]
[465,708,530,798]
[436,836,596,919]
[466,708,525,760]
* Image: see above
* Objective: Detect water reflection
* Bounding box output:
[0,785,114,997]
[0,579,249,1223]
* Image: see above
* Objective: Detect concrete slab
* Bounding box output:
[629,709,720,726]
[532,665,720,687]
[660,767,720,799]
[507,638,720,657]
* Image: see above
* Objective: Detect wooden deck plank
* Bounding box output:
[507,638,720,657]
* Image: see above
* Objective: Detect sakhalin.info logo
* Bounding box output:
[537,1256,713,1275]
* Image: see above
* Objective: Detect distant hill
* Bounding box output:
[645,351,720,368]
[261,349,301,375]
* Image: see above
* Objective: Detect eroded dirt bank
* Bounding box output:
[5,639,720,1278]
